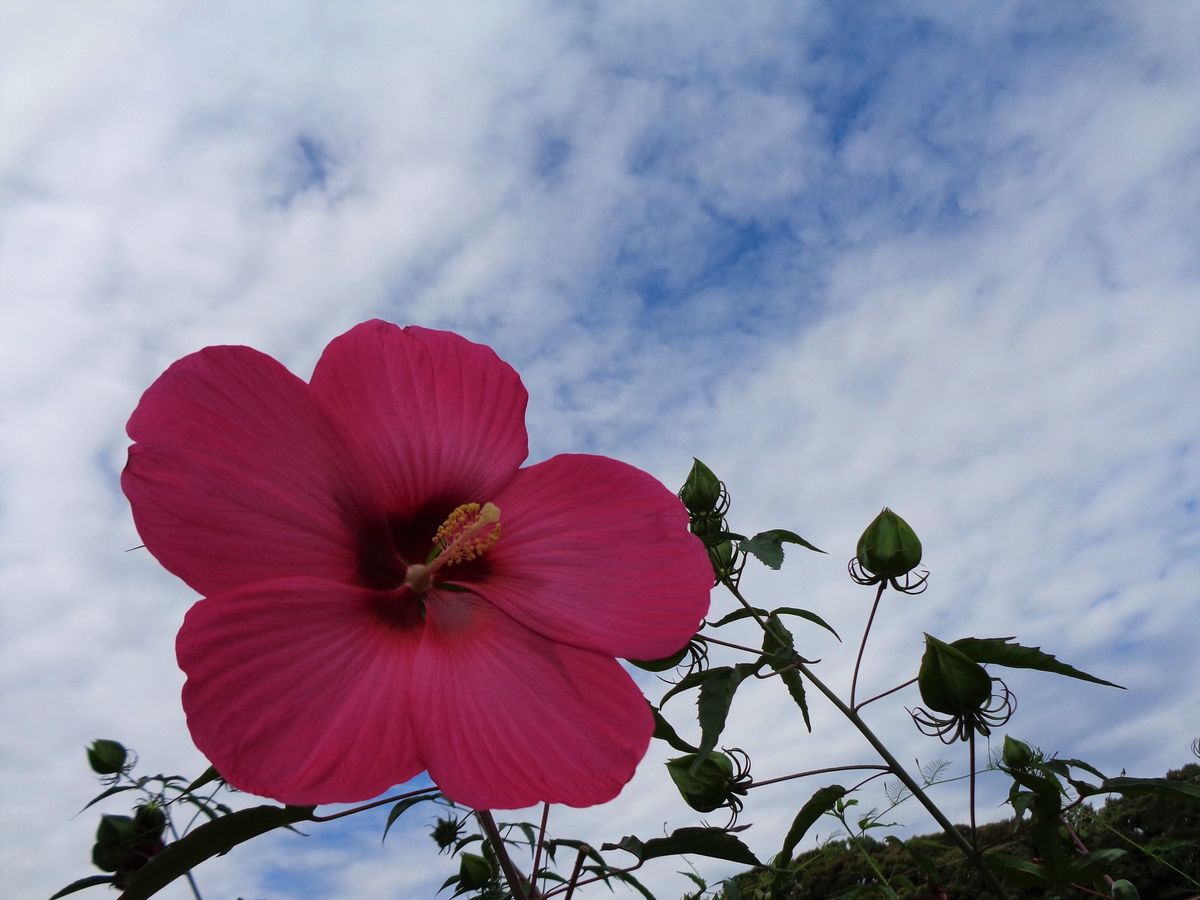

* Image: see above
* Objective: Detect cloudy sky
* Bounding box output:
[3,2,1198,898]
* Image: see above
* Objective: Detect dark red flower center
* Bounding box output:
[403,502,501,594]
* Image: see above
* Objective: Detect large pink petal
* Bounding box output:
[177,578,425,805]
[469,454,711,660]
[309,322,529,520]
[123,346,393,596]
[411,593,653,809]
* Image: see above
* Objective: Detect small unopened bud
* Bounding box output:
[91,808,165,880]
[680,459,722,517]
[667,752,739,813]
[92,815,138,872]
[87,739,128,775]
[431,816,462,852]
[457,852,495,890]
[134,802,166,834]
[1002,735,1035,769]
[1110,879,1140,900]
[856,508,922,579]
[918,634,992,715]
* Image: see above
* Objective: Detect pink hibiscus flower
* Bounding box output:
[122,321,711,810]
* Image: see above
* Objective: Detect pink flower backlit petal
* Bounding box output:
[310,322,529,518]
[411,593,654,809]
[123,346,389,596]
[474,454,711,661]
[177,578,425,805]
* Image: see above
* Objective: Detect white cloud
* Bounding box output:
[2,2,1198,898]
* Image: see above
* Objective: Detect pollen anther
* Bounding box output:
[432,502,502,567]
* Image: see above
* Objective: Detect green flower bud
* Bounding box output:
[680,458,722,517]
[710,538,737,575]
[856,508,923,579]
[431,816,462,851]
[457,852,495,891]
[1002,735,1035,770]
[87,739,128,775]
[1110,879,1140,900]
[667,752,738,813]
[918,634,992,715]
[92,815,138,872]
[134,802,166,834]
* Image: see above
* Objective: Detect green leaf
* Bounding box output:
[1007,768,1065,818]
[546,839,606,867]
[79,783,138,813]
[707,606,771,627]
[606,867,657,900]
[627,645,690,672]
[695,664,758,758]
[48,875,116,899]
[775,785,847,866]
[708,606,840,641]
[456,852,494,891]
[777,668,812,732]
[951,636,1124,689]
[660,668,724,706]
[740,529,824,569]
[1067,848,1127,881]
[1083,776,1200,803]
[759,614,812,730]
[118,804,314,900]
[382,793,441,843]
[603,827,761,866]
[1041,756,1107,783]
[183,766,222,795]
[772,606,840,641]
[651,707,699,753]
[984,852,1049,887]
[680,871,707,891]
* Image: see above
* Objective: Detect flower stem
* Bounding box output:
[697,633,770,656]
[745,764,890,791]
[798,659,1010,898]
[720,579,1011,900]
[476,810,536,900]
[969,728,978,846]
[531,803,550,894]
[561,844,590,900]
[854,677,918,711]
[850,581,887,709]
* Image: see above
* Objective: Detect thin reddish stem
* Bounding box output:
[850,581,887,710]
[969,729,977,846]
[560,844,590,900]
[476,810,535,900]
[745,764,890,791]
[854,677,918,711]
[530,803,550,893]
